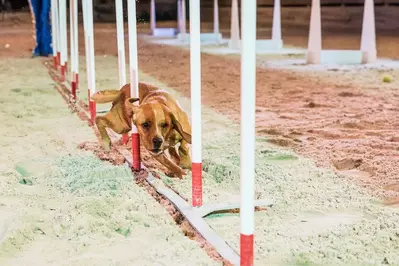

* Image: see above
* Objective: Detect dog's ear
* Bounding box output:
[171,113,192,144]
[125,98,140,114]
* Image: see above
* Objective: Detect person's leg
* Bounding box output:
[39,0,53,56]
[28,0,42,57]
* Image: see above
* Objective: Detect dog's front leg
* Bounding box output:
[95,116,112,151]
[178,140,192,170]
[168,146,180,165]
[153,153,186,179]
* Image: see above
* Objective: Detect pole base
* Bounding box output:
[57,52,61,68]
[89,100,96,124]
[240,234,254,266]
[60,65,66,81]
[192,162,202,207]
[306,50,321,64]
[71,81,77,100]
[131,133,141,171]
[361,50,377,64]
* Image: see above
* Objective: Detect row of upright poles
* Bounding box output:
[50,0,257,265]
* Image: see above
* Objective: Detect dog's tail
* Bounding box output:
[91,90,121,103]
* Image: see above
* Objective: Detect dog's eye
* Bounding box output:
[161,123,168,128]
[141,122,150,129]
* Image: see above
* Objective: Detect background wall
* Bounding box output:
[3,0,399,35]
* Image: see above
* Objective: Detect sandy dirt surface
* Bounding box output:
[134,39,399,204]
[83,60,399,265]
[0,58,218,265]
[2,12,399,265]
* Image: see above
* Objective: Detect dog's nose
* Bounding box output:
[152,137,163,148]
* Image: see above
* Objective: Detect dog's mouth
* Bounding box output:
[150,149,163,155]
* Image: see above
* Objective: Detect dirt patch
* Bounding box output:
[332,158,363,170]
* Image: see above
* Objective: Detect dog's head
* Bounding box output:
[125,98,191,155]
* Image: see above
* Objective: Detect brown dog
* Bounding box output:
[91,82,192,178]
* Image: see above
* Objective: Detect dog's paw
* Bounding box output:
[101,141,111,152]
[166,169,187,179]
[179,159,192,170]
[176,169,187,179]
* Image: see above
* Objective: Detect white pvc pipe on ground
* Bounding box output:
[127,0,141,170]
[189,0,202,207]
[115,0,127,87]
[213,0,219,34]
[150,0,156,34]
[272,0,281,41]
[230,0,240,49]
[306,0,321,64]
[240,0,257,265]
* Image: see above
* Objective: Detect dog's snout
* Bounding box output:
[152,137,163,148]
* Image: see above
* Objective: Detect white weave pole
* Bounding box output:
[59,0,67,80]
[178,0,187,37]
[69,0,75,82]
[178,0,182,33]
[230,0,240,49]
[182,0,186,36]
[69,0,79,98]
[73,0,79,94]
[213,0,219,34]
[150,0,156,34]
[360,0,376,63]
[116,0,129,144]
[240,0,257,264]
[51,0,58,68]
[82,0,90,90]
[306,0,322,64]
[82,0,96,121]
[115,0,127,87]
[189,0,202,207]
[55,0,61,67]
[271,0,282,42]
[127,0,141,170]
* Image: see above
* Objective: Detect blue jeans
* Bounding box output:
[30,0,53,56]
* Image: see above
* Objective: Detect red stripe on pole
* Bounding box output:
[75,73,79,90]
[131,133,140,170]
[57,52,61,67]
[61,65,66,81]
[71,81,77,99]
[240,234,254,266]
[53,56,57,69]
[192,162,202,207]
[89,100,96,124]
[65,61,68,73]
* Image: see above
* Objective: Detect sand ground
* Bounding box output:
[79,58,399,265]
[0,58,218,265]
[1,11,399,266]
